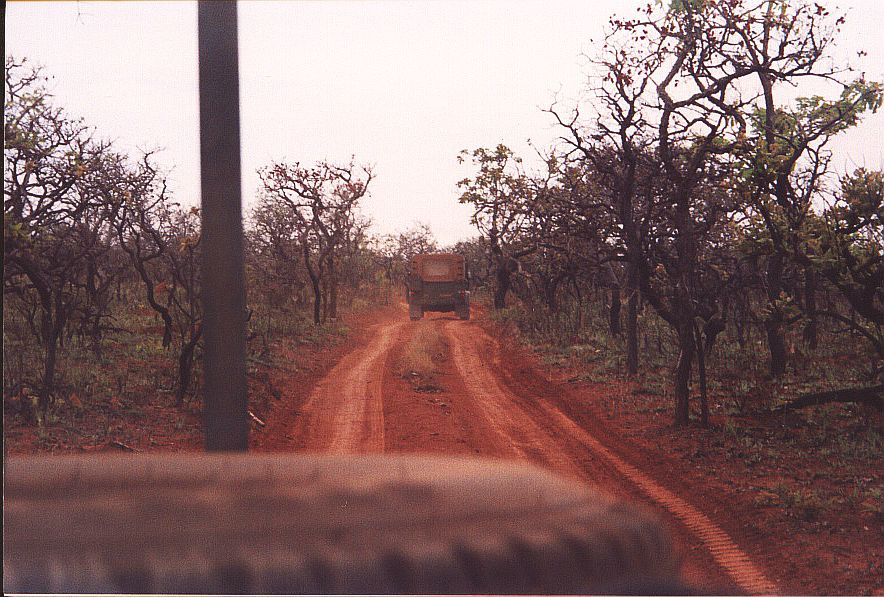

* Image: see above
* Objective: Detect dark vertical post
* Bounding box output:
[199,1,248,451]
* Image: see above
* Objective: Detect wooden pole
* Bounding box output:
[199,1,249,451]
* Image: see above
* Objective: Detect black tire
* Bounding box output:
[4,454,679,594]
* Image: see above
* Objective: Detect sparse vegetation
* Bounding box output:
[457,0,882,431]
[398,325,448,393]
[5,1,883,594]
[3,56,439,443]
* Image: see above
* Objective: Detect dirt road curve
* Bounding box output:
[276,309,777,594]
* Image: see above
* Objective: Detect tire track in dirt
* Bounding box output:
[443,321,591,476]
[380,318,515,456]
[444,319,777,595]
[533,399,777,595]
[289,310,776,593]
[292,319,404,453]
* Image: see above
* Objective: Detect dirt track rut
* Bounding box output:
[291,320,404,453]
[287,310,777,594]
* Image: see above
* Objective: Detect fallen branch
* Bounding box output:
[111,440,141,453]
[774,384,884,413]
[248,410,266,427]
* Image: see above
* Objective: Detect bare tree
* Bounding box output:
[118,190,204,403]
[546,18,666,374]
[258,159,373,324]
[5,57,115,412]
[374,224,438,299]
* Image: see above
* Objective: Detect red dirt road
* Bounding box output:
[290,319,405,453]
[257,307,778,594]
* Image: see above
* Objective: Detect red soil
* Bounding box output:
[6,302,880,594]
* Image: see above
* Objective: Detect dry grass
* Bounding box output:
[398,325,448,392]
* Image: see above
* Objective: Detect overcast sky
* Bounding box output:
[6,1,884,245]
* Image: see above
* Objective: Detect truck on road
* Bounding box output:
[406,253,470,320]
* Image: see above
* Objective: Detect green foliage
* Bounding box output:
[832,168,884,235]
[797,80,883,131]
[457,144,532,246]
[667,0,709,14]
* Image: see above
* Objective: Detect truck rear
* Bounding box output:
[406,253,470,320]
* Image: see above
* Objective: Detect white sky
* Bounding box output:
[6,0,884,245]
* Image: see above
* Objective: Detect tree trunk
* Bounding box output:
[618,152,641,377]
[40,322,60,415]
[758,64,790,378]
[320,278,328,324]
[90,315,103,359]
[494,263,511,309]
[626,286,639,376]
[543,276,559,313]
[624,260,640,376]
[301,238,323,325]
[139,268,173,346]
[775,384,883,412]
[328,260,338,321]
[86,261,103,357]
[176,326,202,405]
[766,253,787,378]
[694,322,709,428]
[674,319,694,427]
[672,186,696,427]
[609,286,621,337]
[311,277,322,325]
[765,319,787,377]
[804,266,818,350]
